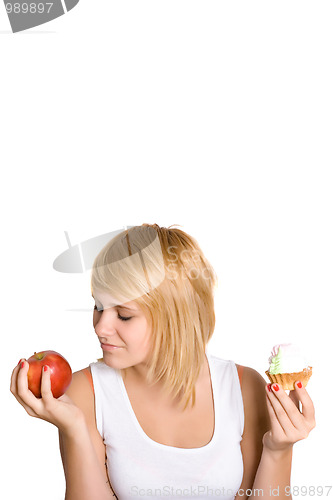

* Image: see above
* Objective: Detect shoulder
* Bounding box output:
[65,367,95,427]
[235,364,269,428]
[234,365,271,498]
[69,366,93,385]
[61,368,110,489]
[235,363,265,390]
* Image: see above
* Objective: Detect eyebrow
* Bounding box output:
[92,294,136,311]
[116,305,136,311]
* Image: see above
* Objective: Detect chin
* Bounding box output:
[102,353,128,368]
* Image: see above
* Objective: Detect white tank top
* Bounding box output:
[89,352,244,499]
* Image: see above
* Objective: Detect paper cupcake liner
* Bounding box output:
[265,366,312,391]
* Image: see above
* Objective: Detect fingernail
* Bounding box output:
[297,381,302,389]
[272,384,279,391]
[21,361,25,369]
[267,383,272,392]
[18,359,22,366]
[43,365,48,372]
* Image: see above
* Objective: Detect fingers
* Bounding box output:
[11,360,39,417]
[265,383,302,434]
[40,365,54,402]
[293,381,316,427]
[10,359,23,394]
[17,361,41,413]
[10,359,28,402]
[266,382,315,441]
[11,360,63,429]
[265,392,286,440]
[288,389,300,410]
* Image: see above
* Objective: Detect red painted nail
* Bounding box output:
[273,384,279,391]
[43,365,48,372]
[21,361,25,369]
[297,381,302,389]
[267,383,272,392]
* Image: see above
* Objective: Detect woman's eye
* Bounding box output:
[93,305,132,321]
[118,314,132,322]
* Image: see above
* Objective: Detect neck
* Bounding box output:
[123,353,209,395]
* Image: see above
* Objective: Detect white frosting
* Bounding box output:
[268,343,310,373]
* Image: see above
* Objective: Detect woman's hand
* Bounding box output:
[10,359,85,437]
[263,381,316,454]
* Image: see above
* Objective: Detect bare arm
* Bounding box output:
[235,366,271,499]
[59,369,117,500]
[235,368,315,500]
[247,445,292,499]
[247,381,315,500]
[10,360,116,500]
[59,421,115,500]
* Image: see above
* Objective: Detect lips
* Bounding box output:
[100,343,124,350]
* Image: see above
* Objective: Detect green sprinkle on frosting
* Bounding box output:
[269,346,283,374]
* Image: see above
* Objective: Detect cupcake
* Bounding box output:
[265,343,312,390]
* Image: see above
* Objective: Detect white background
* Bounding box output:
[1,1,332,499]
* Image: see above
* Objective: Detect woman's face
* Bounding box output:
[92,290,152,373]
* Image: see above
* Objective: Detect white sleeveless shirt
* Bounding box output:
[89,352,244,499]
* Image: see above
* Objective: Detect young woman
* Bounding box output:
[10,224,315,500]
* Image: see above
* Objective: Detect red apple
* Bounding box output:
[27,350,72,399]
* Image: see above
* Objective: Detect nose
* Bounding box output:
[94,310,118,343]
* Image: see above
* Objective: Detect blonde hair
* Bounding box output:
[90,223,218,411]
